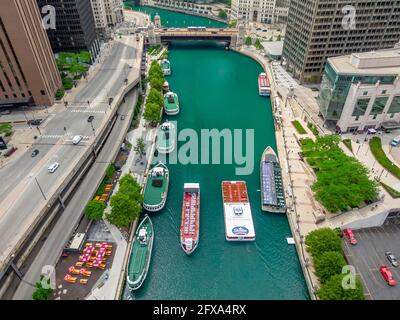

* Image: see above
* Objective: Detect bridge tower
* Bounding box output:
[154,14,161,28]
[236,23,246,47]
[147,23,161,46]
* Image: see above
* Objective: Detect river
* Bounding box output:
[126,5,309,300]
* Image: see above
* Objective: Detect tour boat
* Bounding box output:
[126,215,154,291]
[143,162,169,212]
[221,181,255,241]
[260,146,286,213]
[164,92,180,115]
[258,73,271,97]
[180,183,200,255]
[156,121,176,154]
[160,59,171,75]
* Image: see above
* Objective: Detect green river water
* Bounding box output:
[128,4,309,300]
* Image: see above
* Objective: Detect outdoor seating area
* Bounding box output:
[51,241,115,299]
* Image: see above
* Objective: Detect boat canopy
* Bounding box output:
[152,167,164,176]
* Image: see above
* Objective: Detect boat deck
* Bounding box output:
[143,173,168,206]
[222,181,255,241]
[181,192,199,238]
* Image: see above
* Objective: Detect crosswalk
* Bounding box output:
[41,134,91,140]
[69,109,106,114]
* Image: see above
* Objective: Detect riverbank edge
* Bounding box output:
[134,4,228,24]
[232,47,317,300]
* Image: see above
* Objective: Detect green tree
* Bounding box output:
[314,251,346,283]
[69,61,88,79]
[108,193,142,228]
[147,88,163,107]
[317,274,365,300]
[228,20,237,28]
[254,38,264,49]
[277,34,282,41]
[305,228,342,258]
[245,36,252,46]
[134,137,146,159]
[32,276,53,300]
[55,88,65,100]
[119,174,143,202]
[218,9,227,19]
[85,200,106,220]
[144,102,162,126]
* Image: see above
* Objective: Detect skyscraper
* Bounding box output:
[0,0,61,107]
[37,0,100,58]
[231,0,289,24]
[282,0,400,84]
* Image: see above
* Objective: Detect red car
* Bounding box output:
[380,265,396,286]
[343,228,358,245]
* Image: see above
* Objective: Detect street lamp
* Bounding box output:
[34,177,47,201]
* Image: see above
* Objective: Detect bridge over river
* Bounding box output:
[147,25,245,48]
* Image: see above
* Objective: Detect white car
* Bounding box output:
[48,162,60,173]
[72,135,83,145]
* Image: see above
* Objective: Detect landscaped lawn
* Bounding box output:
[381,182,400,198]
[370,137,400,179]
[292,120,307,134]
[301,135,378,213]
[0,123,12,136]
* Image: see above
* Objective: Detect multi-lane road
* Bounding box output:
[0,35,141,275]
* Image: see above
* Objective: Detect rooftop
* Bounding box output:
[329,45,400,76]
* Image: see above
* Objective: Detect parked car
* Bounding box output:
[391,137,400,147]
[343,228,358,245]
[87,116,95,123]
[380,265,396,286]
[48,162,60,173]
[31,149,39,157]
[386,252,399,267]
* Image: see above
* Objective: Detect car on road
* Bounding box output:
[31,149,39,157]
[28,119,43,126]
[343,228,358,245]
[120,115,126,120]
[87,116,95,123]
[380,265,396,286]
[48,162,60,173]
[72,135,83,145]
[386,252,399,267]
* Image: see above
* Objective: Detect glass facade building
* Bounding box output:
[318,62,397,121]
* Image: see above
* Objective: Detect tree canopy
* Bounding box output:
[300,135,378,213]
[85,200,106,220]
[107,174,143,228]
[144,102,162,126]
[305,228,342,258]
[317,274,365,300]
[245,36,252,46]
[32,276,53,300]
[314,251,346,284]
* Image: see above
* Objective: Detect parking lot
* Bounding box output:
[343,223,400,300]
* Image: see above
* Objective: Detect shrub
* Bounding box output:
[370,137,400,179]
[32,276,53,300]
[85,200,106,220]
[292,120,307,134]
[342,139,353,153]
[55,88,65,100]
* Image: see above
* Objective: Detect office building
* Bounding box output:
[0,0,61,107]
[282,0,400,84]
[318,45,400,133]
[104,0,124,27]
[231,0,290,24]
[37,0,100,58]
[91,0,109,40]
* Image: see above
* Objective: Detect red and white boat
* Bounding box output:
[180,183,200,255]
[258,73,271,97]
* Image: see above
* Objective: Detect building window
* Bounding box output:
[388,96,400,114]
[352,98,370,117]
[41,90,46,95]
[371,96,388,115]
